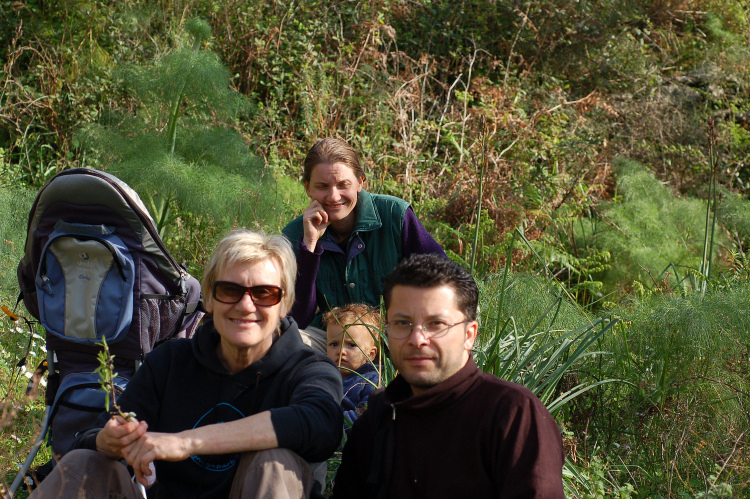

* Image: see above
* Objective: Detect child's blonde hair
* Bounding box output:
[322,303,381,345]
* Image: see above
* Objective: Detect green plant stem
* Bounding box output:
[166,29,206,154]
[96,338,135,422]
[700,119,719,295]
[166,85,186,154]
[470,117,488,274]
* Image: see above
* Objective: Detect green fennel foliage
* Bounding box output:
[717,186,750,250]
[582,158,725,296]
[76,19,280,241]
[579,281,750,495]
[614,285,750,394]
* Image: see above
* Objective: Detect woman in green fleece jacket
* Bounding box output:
[283,138,446,351]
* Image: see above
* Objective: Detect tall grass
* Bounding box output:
[0,186,36,296]
[0,185,50,497]
[576,281,750,496]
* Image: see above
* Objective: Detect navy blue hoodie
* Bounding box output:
[76,318,343,498]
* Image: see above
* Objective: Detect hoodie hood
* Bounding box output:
[191,317,307,385]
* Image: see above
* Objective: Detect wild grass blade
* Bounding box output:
[495,228,517,337]
[546,378,622,416]
[469,117,488,275]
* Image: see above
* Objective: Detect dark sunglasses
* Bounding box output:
[212,281,284,307]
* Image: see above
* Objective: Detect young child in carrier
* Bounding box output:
[323,304,381,427]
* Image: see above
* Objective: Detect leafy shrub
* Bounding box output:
[582,158,724,296]
[77,19,285,250]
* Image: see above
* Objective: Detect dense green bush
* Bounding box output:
[580,158,724,297]
[575,282,750,495]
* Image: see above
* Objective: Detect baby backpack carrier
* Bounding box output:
[9,168,203,495]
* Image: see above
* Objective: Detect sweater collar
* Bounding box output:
[385,358,480,410]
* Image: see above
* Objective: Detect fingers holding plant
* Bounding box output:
[122,432,192,486]
[96,415,148,458]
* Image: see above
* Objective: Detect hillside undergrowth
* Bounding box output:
[2,1,750,497]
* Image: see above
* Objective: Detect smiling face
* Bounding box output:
[205,258,285,373]
[304,162,364,229]
[386,284,478,395]
[326,323,378,377]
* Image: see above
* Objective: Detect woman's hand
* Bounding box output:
[302,200,329,251]
[122,432,192,486]
[95,415,148,458]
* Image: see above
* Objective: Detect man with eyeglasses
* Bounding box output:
[332,254,565,498]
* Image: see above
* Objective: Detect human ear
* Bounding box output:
[464,321,478,351]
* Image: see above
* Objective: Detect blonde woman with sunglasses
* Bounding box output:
[31,230,343,499]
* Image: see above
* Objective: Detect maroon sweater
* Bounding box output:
[332,359,565,498]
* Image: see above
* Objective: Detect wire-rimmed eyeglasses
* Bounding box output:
[385,319,470,340]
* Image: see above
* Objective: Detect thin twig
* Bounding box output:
[504,3,531,89]
[691,375,750,399]
[459,41,479,164]
[714,429,747,484]
[433,73,463,156]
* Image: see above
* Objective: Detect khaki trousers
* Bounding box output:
[29,448,315,499]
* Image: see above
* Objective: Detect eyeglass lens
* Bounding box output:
[213,281,283,306]
[386,320,466,339]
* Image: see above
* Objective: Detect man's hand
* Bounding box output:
[122,432,193,486]
[302,200,329,251]
[95,416,147,458]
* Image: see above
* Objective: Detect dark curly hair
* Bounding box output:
[383,254,478,321]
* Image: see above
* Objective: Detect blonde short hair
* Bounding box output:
[202,229,296,316]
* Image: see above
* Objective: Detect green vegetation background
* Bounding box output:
[2,1,750,497]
